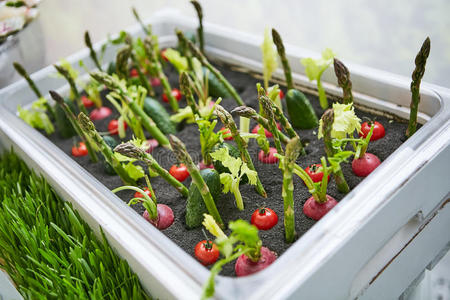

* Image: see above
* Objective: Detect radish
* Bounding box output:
[90,106,112,120]
[251,122,281,138]
[198,160,214,170]
[303,195,338,221]
[143,204,174,230]
[146,139,159,153]
[258,147,278,164]
[235,246,277,276]
[150,77,161,86]
[352,153,381,177]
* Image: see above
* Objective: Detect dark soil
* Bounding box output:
[47,62,408,277]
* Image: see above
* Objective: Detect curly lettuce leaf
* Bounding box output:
[260,27,278,90]
[301,48,336,81]
[164,48,188,72]
[318,103,361,139]
[202,214,227,239]
[123,162,145,181]
[18,97,54,134]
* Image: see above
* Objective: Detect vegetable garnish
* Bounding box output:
[360,121,385,141]
[251,207,278,230]
[210,146,257,211]
[71,141,88,157]
[169,164,190,182]
[300,48,336,109]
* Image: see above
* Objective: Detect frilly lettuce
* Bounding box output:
[318,103,361,139]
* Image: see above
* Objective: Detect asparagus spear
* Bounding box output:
[143,37,179,112]
[115,46,132,81]
[333,58,353,104]
[114,142,189,197]
[187,40,244,106]
[131,7,150,35]
[281,137,302,243]
[13,62,55,119]
[176,30,194,70]
[321,109,349,193]
[180,72,200,116]
[130,49,155,97]
[90,71,171,149]
[406,37,431,138]
[168,135,223,227]
[190,0,204,54]
[258,91,284,155]
[231,106,290,144]
[84,31,103,71]
[272,28,293,90]
[49,91,98,163]
[215,105,267,198]
[53,64,88,116]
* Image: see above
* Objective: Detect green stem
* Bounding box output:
[112,186,157,220]
[215,105,267,198]
[169,135,223,227]
[49,91,98,163]
[130,52,155,97]
[187,40,244,106]
[258,89,283,155]
[84,31,103,71]
[317,79,328,109]
[180,72,200,116]
[53,64,88,116]
[176,30,194,70]
[272,29,293,90]
[132,7,150,35]
[190,0,204,54]
[406,37,430,138]
[232,180,244,211]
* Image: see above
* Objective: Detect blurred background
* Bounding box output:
[1,0,449,88]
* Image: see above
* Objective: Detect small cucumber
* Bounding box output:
[185,168,221,229]
[285,89,319,129]
[102,135,119,175]
[53,98,76,138]
[211,142,248,184]
[143,97,176,135]
[107,62,116,75]
[204,67,232,99]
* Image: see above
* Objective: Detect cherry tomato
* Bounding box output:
[251,207,278,230]
[279,89,284,99]
[194,240,219,265]
[169,164,189,182]
[160,49,169,62]
[134,187,152,199]
[90,106,112,120]
[150,77,161,86]
[251,123,281,138]
[72,142,88,157]
[219,127,232,140]
[108,119,127,135]
[162,88,182,103]
[129,68,139,78]
[305,164,329,183]
[81,95,94,108]
[360,121,385,141]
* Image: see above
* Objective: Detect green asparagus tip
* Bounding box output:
[179,72,192,97]
[49,90,64,105]
[12,61,27,77]
[271,28,284,53]
[186,39,203,60]
[77,112,95,132]
[84,31,92,48]
[114,142,145,160]
[231,106,256,118]
[190,0,203,18]
[333,58,349,86]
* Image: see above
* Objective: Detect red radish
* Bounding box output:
[90,106,112,120]
[162,88,182,103]
[72,142,88,157]
[81,95,94,108]
[251,123,281,138]
[143,204,174,230]
[352,153,381,177]
[235,246,277,277]
[134,188,151,199]
[258,148,278,164]
[198,161,214,170]
[150,77,161,86]
[360,121,385,141]
[251,207,278,230]
[208,100,216,108]
[305,164,330,183]
[219,127,232,140]
[169,164,190,182]
[161,49,169,62]
[129,68,139,78]
[194,240,220,265]
[146,139,159,153]
[107,119,127,135]
[303,195,338,220]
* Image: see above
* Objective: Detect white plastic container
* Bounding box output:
[0,10,449,299]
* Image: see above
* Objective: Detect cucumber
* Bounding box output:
[107,62,116,75]
[185,168,221,229]
[211,143,248,185]
[285,89,319,129]
[102,135,119,175]
[53,98,76,138]
[143,97,176,135]
[204,67,232,99]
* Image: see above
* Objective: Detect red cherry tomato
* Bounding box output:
[81,95,94,108]
[169,164,189,182]
[134,188,152,199]
[251,207,278,230]
[162,88,182,103]
[71,142,88,157]
[160,49,169,62]
[129,68,139,78]
[279,89,284,99]
[219,127,233,140]
[251,123,281,138]
[108,119,128,135]
[89,106,112,120]
[305,164,329,183]
[360,121,385,141]
[194,240,220,265]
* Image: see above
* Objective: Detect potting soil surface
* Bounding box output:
[47,62,408,277]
